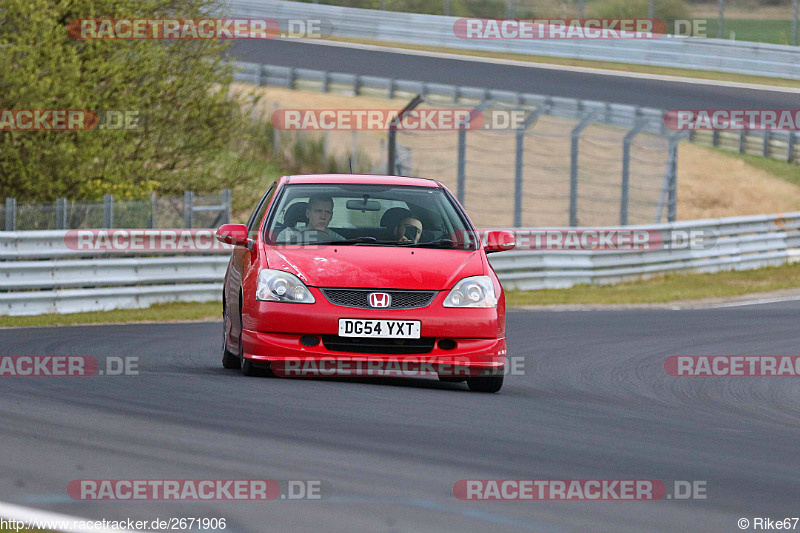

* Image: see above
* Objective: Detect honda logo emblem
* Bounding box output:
[368,292,391,308]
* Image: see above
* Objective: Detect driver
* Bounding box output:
[392,215,423,244]
[278,194,345,243]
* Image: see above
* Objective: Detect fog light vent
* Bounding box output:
[300,335,320,347]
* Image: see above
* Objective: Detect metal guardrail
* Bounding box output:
[492,213,800,290]
[228,0,800,80]
[2,212,799,315]
[234,61,670,134]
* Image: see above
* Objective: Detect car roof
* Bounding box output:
[282,174,441,187]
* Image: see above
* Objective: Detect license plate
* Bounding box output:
[338,319,420,339]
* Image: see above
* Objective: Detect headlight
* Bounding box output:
[443,275,497,308]
[256,269,315,303]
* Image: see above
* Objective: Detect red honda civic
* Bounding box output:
[216,174,515,392]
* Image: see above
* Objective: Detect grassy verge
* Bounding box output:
[506,262,800,306]
[0,301,221,329]
[705,146,800,188]
[704,19,793,44]
[323,36,800,89]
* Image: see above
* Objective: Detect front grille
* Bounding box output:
[321,335,435,355]
[321,288,437,309]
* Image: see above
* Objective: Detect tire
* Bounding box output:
[238,316,260,377]
[466,375,503,393]
[221,306,239,370]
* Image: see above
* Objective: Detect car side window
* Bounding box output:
[246,183,276,238]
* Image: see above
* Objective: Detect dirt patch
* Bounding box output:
[677,142,800,220]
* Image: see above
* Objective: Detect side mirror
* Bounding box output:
[215,224,250,247]
[484,230,516,253]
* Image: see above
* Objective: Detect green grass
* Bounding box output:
[0,301,221,329]
[505,262,800,306]
[704,19,794,44]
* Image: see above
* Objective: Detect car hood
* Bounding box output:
[263,245,485,290]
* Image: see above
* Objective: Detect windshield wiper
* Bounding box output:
[406,239,460,249]
[331,237,382,245]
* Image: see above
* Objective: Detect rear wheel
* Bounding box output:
[466,375,503,393]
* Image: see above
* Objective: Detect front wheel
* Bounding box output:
[222,306,239,370]
[466,375,503,393]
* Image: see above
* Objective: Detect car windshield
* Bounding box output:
[263,183,479,250]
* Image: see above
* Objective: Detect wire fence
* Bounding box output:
[394,101,673,227]
[1,190,232,231]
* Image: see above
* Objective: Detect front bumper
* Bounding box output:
[241,288,506,374]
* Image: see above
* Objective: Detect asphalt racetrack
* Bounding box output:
[1,304,799,532]
[230,40,800,110]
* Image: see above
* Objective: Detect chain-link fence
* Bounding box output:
[1,190,232,231]
[270,97,676,228]
[395,100,673,228]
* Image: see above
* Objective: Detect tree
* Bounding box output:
[0,0,245,201]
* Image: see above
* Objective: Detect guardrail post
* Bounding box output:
[739,130,747,153]
[570,112,597,226]
[149,192,156,228]
[667,134,680,222]
[273,124,280,154]
[5,198,16,231]
[388,95,423,175]
[56,197,67,230]
[184,190,194,229]
[353,74,361,96]
[288,68,296,90]
[712,129,720,147]
[256,64,265,86]
[103,194,114,228]
[222,189,232,224]
[322,71,330,93]
[514,110,542,227]
[763,131,771,157]
[351,131,359,170]
[788,132,796,163]
[387,78,395,99]
[457,125,466,205]
[621,120,646,225]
